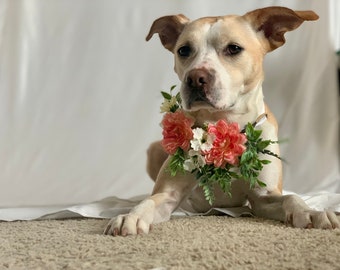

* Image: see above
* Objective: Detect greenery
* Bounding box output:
[168,125,280,204]
[167,124,279,205]
[161,85,280,205]
[161,85,182,112]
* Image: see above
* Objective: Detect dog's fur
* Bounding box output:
[104,6,340,236]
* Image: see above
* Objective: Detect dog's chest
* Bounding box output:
[180,179,250,212]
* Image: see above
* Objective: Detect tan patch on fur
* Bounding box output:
[265,104,282,193]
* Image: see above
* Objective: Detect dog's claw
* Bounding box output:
[104,213,152,236]
[305,223,313,229]
[103,224,111,235]
[121,228,128,237]
[286,213,293,226]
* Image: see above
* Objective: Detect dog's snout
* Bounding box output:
[184,68,215,109]
[186,69,211,89]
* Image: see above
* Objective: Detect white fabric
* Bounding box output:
[1,192,339,222]
[0,0,339,220]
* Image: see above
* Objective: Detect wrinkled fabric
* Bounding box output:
[0,0,339,220]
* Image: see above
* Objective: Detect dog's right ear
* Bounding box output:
[146,14,190,52]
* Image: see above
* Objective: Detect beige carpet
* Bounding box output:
[1,216,340,270]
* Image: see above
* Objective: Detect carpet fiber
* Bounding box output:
[1,216,340,270]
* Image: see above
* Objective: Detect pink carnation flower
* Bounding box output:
[204,120,247,167]
[161,111,194,155]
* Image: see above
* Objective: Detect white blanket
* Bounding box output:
[1,192,339,221]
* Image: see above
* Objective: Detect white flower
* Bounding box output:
[196,154,206,167]
[160,96,178,113]
[190,128,214,152]
[191,128,205,151]
[201,133,214,152]
[183,150,207,172]
[183,158,196,172]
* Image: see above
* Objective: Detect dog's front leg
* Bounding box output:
[103,192,176,236]
[249,191,340,229]
[104,158,197,236]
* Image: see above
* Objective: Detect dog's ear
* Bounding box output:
[243,6,319,52]
[146,14,190,52]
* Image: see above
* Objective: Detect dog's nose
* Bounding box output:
[186,69,211,89]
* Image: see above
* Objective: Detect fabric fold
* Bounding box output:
[1,191,339,221]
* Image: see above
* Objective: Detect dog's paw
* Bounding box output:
[103,214,152,236]
[286,210,340,229]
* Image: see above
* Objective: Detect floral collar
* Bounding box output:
[160,85,280,204]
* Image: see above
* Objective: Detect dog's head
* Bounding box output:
[146,7,318,113]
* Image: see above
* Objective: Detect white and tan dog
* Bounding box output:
[104,6,340,236]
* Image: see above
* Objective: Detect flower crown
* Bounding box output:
[160,85,280,205]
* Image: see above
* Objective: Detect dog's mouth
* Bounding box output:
[186,89,215,110]
[184,91,235,112]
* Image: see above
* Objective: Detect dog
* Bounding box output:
[104,6,340,236]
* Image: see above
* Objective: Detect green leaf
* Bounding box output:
[240,151,253,164]
[257,180,267,187]
[170,85,177,91]
[245,123,262,141]
[260,159,271,165]
[169,104,179,113]
[161,91,172,100]
[168,148,186,176]
[257,140,271,151]
[199,181,215,206]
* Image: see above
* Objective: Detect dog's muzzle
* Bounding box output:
[185,68,215,108]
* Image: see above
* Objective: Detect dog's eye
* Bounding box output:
[224,44,243,56]
[177,46,191,57]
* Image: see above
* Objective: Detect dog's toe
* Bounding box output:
[103,213,152,236]
[288,210,340,230]
[121,214,138,236]
[103,215,125,236]
[311,211,332,229]
[309,211,340,229]
[288,211,312,228]
[137,218,151,235]
[326,211,340,229]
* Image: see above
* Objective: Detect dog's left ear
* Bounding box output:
[244,6,319,52]
[146,14,190,52]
